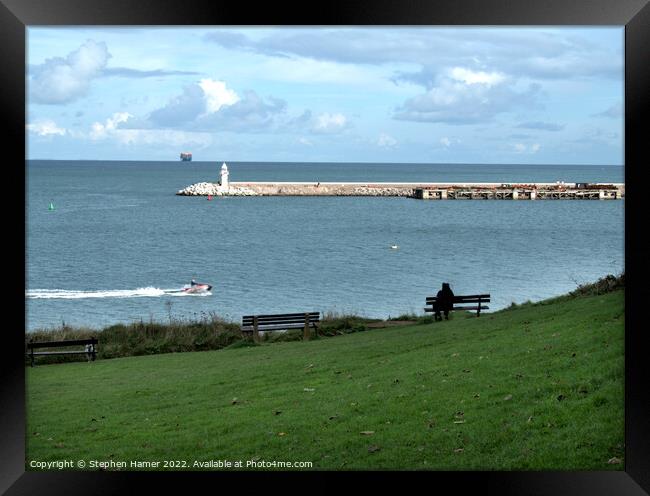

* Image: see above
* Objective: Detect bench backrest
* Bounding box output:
[426,294,491,304]
[27,338,98,350]
[453,294,490,303]
[242,312,320,329]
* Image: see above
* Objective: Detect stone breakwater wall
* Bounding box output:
[235,183,417,197]
[176,182,257,196]
[177,182,418,197]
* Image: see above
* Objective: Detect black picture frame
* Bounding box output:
[4,0,649,493]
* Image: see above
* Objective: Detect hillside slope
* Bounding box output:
[26,290,624,470]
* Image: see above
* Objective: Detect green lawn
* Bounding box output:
[26,290,624,470]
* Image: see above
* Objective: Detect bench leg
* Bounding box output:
[253,317,260,343]
[303,314,310,341]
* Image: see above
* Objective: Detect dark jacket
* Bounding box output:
[437,283,455,311]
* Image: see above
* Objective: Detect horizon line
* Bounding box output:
[25,159,624,167]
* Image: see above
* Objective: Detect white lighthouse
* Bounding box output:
[220,162,229,192]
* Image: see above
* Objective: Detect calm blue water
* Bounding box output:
[26,161,624,331]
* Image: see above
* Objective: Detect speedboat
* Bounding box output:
[182,280,212,294]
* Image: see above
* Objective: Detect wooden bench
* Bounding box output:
[241,312,320,342]
[424,294,491,318]
[26,338,98,367]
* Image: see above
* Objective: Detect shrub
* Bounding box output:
[569,273,624,297]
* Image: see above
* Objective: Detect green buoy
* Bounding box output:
[48,202,55,211]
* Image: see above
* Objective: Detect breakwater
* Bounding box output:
[177,181,624,199]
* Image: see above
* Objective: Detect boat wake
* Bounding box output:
[26,287,212,299]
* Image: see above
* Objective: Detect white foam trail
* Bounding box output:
[27,287,176,299]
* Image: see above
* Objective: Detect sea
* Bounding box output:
[25,161,625,332]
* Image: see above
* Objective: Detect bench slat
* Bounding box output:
[426,295,490,302]
[242,323,316,332]
[242,312,319,320]
[242,320,318,326]
[453,298,490,303]
[426,294,491,298]
[242,319,320,326]
[425,301,490,306]
[243,313,320,320]
[27,351,93,356]
[425,306,489,312]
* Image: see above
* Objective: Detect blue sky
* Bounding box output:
[26,27,623,164]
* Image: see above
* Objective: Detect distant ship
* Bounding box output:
[180,152,192,162]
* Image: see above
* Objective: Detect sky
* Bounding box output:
[26,27,624,165]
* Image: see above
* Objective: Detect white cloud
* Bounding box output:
[286,110,351,135]
[205,28,622,83]
[513,143,541,154]
[449,67,507,86]
[378,133,397,148]
[30,40,111,104]
[88,111,212,147]
[439,136,462,148]
[298,137,313,146]
[198,79,240,113]
[90,112,133,140]
[26,119,67,136]
[147,83,284,132]
[313,112,348,133]
[395,69,541,125]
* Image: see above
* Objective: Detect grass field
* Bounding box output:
[26,288,624,471]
